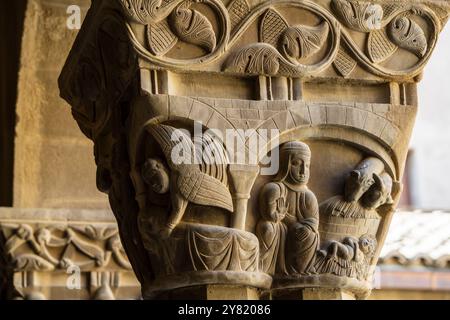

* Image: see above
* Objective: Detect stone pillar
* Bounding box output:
[59,0,450,299]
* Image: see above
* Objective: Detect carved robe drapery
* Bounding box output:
[283,183,320,275]
[257,182,289,275]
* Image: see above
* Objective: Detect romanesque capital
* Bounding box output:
[59,0,450,299]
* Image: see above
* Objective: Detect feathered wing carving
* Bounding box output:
[193,129,229,185]
[178,170,233,212]
[145,123,233,237]
[146,124,194,170]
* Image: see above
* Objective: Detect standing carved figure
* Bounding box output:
[257,141,320,276]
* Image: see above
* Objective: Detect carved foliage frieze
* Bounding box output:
[0,223,132,272]
[118,0,447,80]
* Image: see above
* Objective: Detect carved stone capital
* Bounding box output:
[59,0,450,299]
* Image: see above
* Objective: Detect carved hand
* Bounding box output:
[276,198,289,222]
[159,225,174,240]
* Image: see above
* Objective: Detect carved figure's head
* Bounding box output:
[359,234,377,257]
[277,141,311,185]
[142,158,170,194]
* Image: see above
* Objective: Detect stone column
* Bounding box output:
[59,0,450,299]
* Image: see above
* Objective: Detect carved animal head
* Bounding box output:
[344,157,385,202]
[361,172,394,209]
[142,158,170,194]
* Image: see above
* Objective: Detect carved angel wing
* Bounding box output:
[193,129,229,185]
[178,170,233,212]
[146,123,195,170]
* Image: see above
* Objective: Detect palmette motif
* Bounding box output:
[118,0,443,80]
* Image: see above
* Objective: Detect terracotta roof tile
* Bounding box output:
[379,210,450,268]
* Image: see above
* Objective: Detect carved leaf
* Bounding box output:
[260,9,289,47]
[67,229,106,266]
[14,254,55,272]
[169,7,216,52]
[367,29,398,63]
[381,4,406,22]
[147,20,178,56]
[331,0,384,32]
[119,0,183,24]
[228,0,250,31]
[388,16,428,58]
[72,225,118,240]
[224,43,281,76]
[333,48,357,77]
[119,0,162,24]
[280,22,329,61]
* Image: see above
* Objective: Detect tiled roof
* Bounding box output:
[379,210,450,268]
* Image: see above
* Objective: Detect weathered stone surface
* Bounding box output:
[13,0,108,209]
[58,0,450,300]
[0,208,140,300]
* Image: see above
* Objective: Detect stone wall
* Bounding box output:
[13,0,109,209]
[0,1,27,206]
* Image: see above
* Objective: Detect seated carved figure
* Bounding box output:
[143,124,234,239]
[257,141,320,276]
